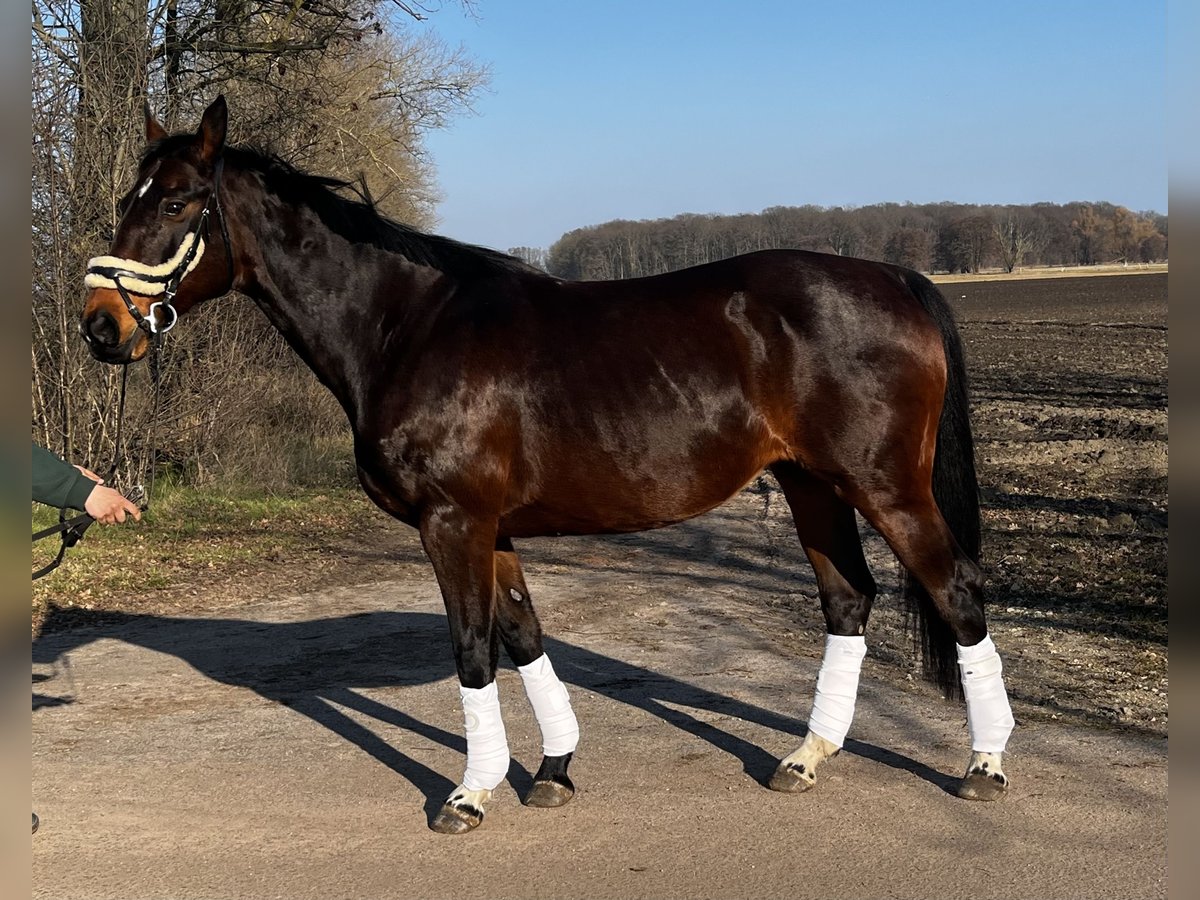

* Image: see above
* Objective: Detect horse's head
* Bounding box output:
[81,96,236,363]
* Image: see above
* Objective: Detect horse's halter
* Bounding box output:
[84,156,233,338]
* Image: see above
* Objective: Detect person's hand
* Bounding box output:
[84,484,142,525]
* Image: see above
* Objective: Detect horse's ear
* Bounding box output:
[145,101,168,144]
[196,95,227,164]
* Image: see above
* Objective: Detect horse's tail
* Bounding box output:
[900,270,981,700]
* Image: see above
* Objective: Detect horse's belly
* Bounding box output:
[499,426,781,537]
[499,489,748,537]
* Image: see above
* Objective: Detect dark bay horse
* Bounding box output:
[81,97,1015,833]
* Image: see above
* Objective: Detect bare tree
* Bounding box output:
[508,246,548,271]
[992,211,1046,273]
[883,226,932,271]
[1069,204,1111,266]
[1110,206,1159,265]
[32,0,486,485]
[935,215,995,274]
[822,208,865,257]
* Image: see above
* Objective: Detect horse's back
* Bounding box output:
[541,249,931,338]
[531,249,943,413]
[474,250,947,535]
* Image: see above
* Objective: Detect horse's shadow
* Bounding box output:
[32,605,959,823]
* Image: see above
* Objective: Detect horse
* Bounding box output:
[81,96,1015,833]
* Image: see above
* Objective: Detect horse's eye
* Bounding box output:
[162,200,186,217]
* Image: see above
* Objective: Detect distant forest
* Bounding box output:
[516,201,1167,281]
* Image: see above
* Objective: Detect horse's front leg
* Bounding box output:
[420,506,509,834]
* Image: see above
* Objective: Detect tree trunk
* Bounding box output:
[75,0,149,247]
[62,0,149,459]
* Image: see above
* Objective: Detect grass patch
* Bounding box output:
[33,483,382,628]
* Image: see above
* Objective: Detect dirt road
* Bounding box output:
[32,499,1166,899]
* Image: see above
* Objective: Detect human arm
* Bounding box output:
[32,443,141,523]
[32,443,95,510]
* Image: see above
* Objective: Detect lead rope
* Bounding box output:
[108,334,161,511]
[109,363,130,482]
[33,349,161,580]
[143,332,164,508]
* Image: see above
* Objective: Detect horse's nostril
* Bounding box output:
[87,309,120,347]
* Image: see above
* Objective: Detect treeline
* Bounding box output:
[537,201,1167,281]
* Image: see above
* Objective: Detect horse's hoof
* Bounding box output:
[768,761,816,793]
[957,770,1008,801]
[430,802,484,834]
[526,753,575,807]
[524,777,574,808]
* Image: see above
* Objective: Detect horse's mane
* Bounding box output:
[144,137,540,279]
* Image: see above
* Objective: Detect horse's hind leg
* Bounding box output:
[847,484,1014,800]
[767,463,878,793]
[494,537,580,808]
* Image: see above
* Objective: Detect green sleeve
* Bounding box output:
[32,443,96,511]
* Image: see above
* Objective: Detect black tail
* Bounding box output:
[901,270,981,700]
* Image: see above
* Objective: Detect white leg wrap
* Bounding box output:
[807,634,867,748]
[517,653,579,757]
[459,681,510,792]
[957,635,1015,753]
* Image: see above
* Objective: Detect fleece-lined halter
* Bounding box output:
[84,157,232,336]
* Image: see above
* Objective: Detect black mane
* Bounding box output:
[145,136,540,279]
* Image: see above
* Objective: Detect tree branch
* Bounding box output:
[31,3,79,76]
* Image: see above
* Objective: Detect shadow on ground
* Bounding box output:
[33,605,960,824]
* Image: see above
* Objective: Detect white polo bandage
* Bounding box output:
[518,653,579,757]
[85,233,206,296]
[957,635,1015,753]
[459,681,510,792]
[807,634,868,748]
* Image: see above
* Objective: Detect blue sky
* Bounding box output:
[415,1,1166,252]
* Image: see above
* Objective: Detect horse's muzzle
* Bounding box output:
[81,288,150,363]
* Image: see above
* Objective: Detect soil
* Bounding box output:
[32,273,1168,899]
[954,273,1168,735]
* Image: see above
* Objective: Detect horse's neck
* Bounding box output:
[237,188,446,426]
